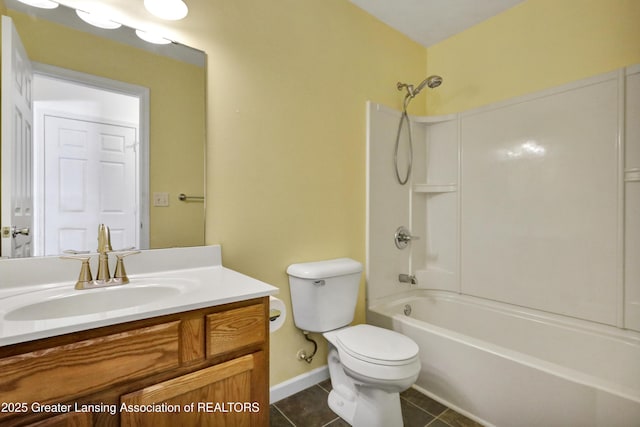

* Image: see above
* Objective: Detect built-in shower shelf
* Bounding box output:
[625,168,640,182]
[413,184,457,193]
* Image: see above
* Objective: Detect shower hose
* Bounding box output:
[394,106,412,185]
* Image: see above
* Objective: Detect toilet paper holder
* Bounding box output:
[268,296,287,333]
[270,308,282,321]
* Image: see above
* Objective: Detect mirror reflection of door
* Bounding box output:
[34,74,142,256]
[2,15,147,257]
[1,15,34,258]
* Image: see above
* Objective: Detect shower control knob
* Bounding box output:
[394,226,419,249]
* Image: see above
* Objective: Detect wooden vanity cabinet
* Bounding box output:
[0,297,269,427]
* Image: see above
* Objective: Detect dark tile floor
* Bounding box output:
[270,379,483,427]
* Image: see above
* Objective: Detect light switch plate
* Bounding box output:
[153,192,169,207]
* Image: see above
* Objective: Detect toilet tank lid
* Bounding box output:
[287,258,362,279]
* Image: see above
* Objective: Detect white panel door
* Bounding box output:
[43,115,137,254]
[1,16,34,258]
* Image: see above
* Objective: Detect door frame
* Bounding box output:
[32,62,150,252]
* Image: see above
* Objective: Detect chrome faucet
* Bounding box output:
[61,224,140,290]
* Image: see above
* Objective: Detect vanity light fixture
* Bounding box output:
[76,10,122,30]
[14,0,58,9]
[135,29,171,45]
[143,0,188,21]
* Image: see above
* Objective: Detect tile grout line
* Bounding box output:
[273,383,464,427]
[315,384,341,427]
[400,394,448,419]
[272,403,297,427]
[428,409,456,427]
[317,382,332,393]
[320,416,342,427]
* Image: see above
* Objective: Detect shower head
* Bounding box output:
[414,75,443,94]
[397,75,443,101]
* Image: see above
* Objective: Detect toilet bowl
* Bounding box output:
[287,258,421,427]
[324,324,420,427]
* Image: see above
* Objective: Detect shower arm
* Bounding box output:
[397,82,415,99]
[403,94,413,111]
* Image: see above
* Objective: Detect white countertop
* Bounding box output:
[0,246,278,346]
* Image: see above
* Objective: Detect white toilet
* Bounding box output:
[287,258,420,427]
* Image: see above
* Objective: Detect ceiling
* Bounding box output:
[41,1,526,49]
[349,0,526,47]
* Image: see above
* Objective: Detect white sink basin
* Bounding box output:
[4,285,182,321]
[0,246,279,347]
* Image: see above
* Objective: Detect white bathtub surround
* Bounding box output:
[367,64,640,330]
[366,64,640,425]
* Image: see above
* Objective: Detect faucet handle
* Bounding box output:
[113,250,141,284]
[395,226,420,249]
[63,249,91,255]
[112,249,140,257]
[60,255,94,289]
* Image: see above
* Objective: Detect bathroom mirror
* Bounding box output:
[1,0,206,258]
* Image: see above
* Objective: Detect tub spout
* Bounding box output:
[399,274,417,285]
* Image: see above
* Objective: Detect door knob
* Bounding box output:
[11,226,30,238]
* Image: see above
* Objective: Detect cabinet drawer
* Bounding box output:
[121,354,256,427]
[0,321,180,406]
[206,304,265,358]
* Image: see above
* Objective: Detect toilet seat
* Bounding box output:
[335,324,419,366]
[325,324,420,383]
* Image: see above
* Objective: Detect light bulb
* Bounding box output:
[135,29,171,45]
[76,10,121,30]
[143,0,188,21]
[15,0,58,9]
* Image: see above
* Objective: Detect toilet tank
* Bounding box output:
[287,258,363,333]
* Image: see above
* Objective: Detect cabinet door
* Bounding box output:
[27,412,93,427]
[121,352,266,427]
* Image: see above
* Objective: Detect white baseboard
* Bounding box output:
[270,365,330,404]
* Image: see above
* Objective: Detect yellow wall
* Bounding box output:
[6,10,205,249]
[197,0,426,385]
[0,0,426,387]
[426,0,640,115]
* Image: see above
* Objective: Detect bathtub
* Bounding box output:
[367,291,640,427]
